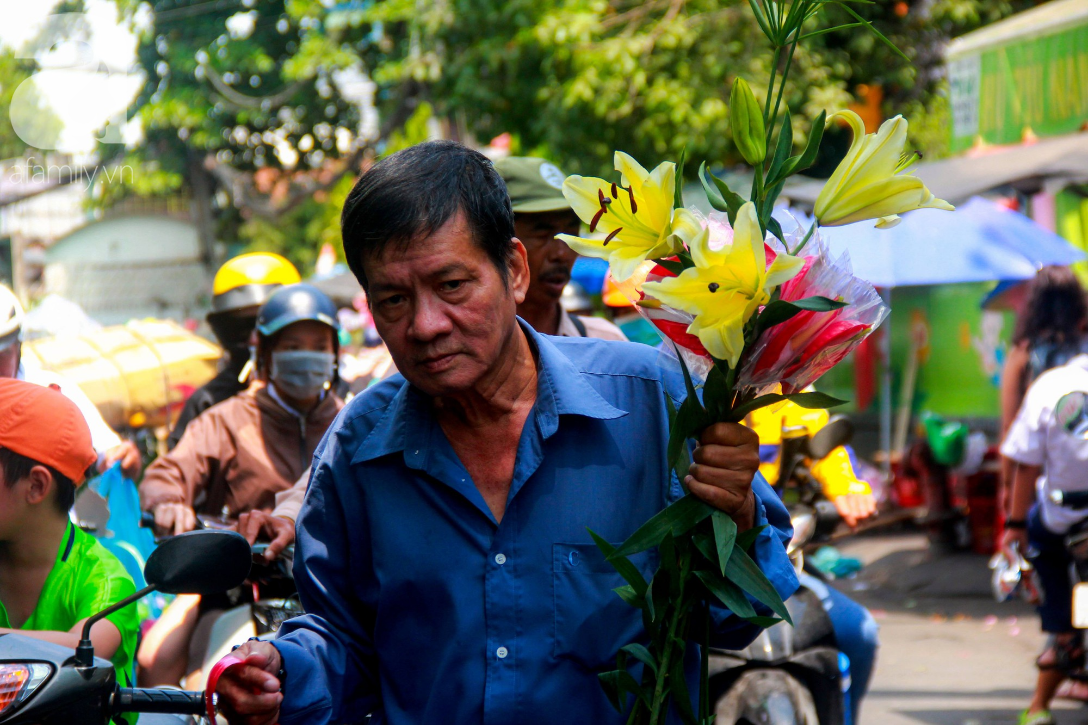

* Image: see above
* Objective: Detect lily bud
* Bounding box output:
[730,78,766,166]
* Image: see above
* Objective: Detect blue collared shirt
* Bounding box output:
[274,322,798,724]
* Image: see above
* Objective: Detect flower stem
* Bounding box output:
[769,39,798,139]
[648,547,691,725]
[762,45,781,143]
[791,222,817,255]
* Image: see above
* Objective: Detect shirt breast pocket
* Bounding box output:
[553,542,656,669]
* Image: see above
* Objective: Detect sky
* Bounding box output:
[0,0,143,154]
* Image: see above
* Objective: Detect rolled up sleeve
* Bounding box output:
[273,440,378,725]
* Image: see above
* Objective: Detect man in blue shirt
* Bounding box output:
[216,140,797,725]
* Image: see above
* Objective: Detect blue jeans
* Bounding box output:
[1027,504,1076,633]
[797,571,879,722]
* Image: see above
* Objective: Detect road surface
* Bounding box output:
[832,533,1084,724]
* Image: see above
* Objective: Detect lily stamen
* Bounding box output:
[589,208,606,233]
[602,227,622,246]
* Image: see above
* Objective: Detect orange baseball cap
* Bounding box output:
[0,378,96,485]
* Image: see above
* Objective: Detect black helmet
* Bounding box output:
[256,283,340,339]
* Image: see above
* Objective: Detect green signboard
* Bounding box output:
[949,9,1088,152]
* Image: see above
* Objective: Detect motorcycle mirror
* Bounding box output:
[144,530,252,595]
[788,509,816,555]
[807,416,854,460]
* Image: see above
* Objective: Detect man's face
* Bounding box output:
[0,342,19,378]
[514,210,580,309]
[364,212,529,397]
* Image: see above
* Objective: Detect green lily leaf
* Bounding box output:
[656,258,686,276]
[670,649,699,725]
[611,495,715,558]
[621,643,659,676]
[736,524,767,552]
[598,667,648,712]
[712,510,738,576]
[702,363,732,422]
[692,530,717,566]
[668,394,709,475]
[675,147,688,210]
[768,110,827,185]
[725,544,793,624]
[665,395,694,483]
[766,108,794,187]
[728,393,788,421]
[743,615,785,628]
[755,296,848,336]
[836,2,911,61]
[699,163,745,227]
[787,390,848,409]
[613,584,642,608]
[695,569,757,618]
[589,529,649,596]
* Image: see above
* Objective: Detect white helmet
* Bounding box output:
[0,284,24,351]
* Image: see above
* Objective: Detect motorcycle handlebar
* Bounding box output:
[1050,490,1088,509]
[113,688,205,716]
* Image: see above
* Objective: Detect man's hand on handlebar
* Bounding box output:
[238,511,296,563]
[833,493,877,528]
[153,502,198,536]
[216,641,283,725]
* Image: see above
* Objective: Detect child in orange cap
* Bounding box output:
[0,378,140,699]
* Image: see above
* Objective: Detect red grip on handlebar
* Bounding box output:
[205,654,246,720]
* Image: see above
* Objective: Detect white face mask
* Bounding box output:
[270,350,335,400]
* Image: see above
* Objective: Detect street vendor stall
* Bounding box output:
[21,319,222,431]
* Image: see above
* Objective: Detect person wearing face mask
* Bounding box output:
[136,283,343,688]
[168,253,302,450]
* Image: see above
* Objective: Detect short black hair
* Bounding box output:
[0,447,76,515]
[340,140,516,293]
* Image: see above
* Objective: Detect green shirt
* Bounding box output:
[0,522,139,687]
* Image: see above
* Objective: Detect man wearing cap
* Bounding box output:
[494,156,626,341]
[0,378,140,698]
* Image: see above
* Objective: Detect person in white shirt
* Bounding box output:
[1002,353,1088,725]
[0,285,141,480]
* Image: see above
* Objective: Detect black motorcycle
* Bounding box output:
[708,416,854,725]
[0,530,252,725]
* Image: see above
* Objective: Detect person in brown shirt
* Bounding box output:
[137,283,344,688]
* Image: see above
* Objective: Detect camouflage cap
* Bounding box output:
[494,156,571,214]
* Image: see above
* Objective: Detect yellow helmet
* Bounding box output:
[211,253,301,314]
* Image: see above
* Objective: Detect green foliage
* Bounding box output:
[0,49,62,157]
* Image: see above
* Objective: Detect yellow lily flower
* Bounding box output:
[642,202,805,367]
[559,152,699,281]
[814,110,954,228]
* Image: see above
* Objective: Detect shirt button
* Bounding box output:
[494,553,507,565]
[496,646,509,659]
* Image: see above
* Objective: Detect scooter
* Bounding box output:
[708,416,853,725]
[138,513,300,690]
[200,542,300,682]
[0,529,252,725]
[1048,490,1088,634]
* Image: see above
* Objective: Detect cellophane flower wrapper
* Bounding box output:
[738,218,888,395]
[630,211,887,394]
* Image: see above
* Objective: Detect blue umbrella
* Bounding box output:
[958,196,1086,268]
[804,204,1076,288]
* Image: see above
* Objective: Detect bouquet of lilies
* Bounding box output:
[556,2,952,723]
